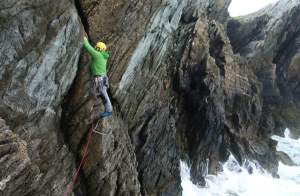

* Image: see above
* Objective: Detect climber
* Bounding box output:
[83,36,113,117]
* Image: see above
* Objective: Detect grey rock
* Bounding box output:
[1,0,300,195]
[0,118,41,195]
[0,0,84,195]
[277,151,294,166]
[228,0,300,138]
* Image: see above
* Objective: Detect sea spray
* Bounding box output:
[272,128,300,185]
[181,129,300,196]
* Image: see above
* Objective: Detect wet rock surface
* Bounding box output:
[0,0,300,195]
[277,151,294,166]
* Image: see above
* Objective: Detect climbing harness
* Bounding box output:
[94,75,104,93]
[63,88,112,196]
[94,75,109,94]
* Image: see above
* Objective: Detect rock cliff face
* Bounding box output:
[1,0,300,195]
[228,0,300,139]
[1,0,84,195]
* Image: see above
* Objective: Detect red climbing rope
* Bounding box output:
[63,94,95,196]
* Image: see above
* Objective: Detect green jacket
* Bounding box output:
[83,39,109,76]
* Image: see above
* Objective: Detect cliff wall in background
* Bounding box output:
[0,0,299,195]
[227,0,300,138]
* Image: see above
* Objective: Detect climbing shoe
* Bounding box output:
[101,112,112,117]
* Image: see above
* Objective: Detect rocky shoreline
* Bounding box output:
[0,0,299,195]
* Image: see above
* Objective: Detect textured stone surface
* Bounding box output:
[0,0,84,195]
[64,0,194,194]
[228,0,300,138]
[61,50,141,195]
[171,4,278,182]
[1,0,300,195]
[0,118,40,195]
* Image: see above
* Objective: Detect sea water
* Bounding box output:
[273,129,300,185]
[181,129,300,196]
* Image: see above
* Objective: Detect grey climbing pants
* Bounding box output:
[93,75,113,113]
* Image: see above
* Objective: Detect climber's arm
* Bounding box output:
[83,38,99,58]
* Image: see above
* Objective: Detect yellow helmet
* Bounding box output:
[96,42,106,51]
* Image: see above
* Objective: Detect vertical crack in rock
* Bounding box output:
[2,0,300,195]
[74,0,90,34]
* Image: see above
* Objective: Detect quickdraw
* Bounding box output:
[91,128,112,136]
[91,115,113,136]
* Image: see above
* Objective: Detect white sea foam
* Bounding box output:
[181,129,300,196]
